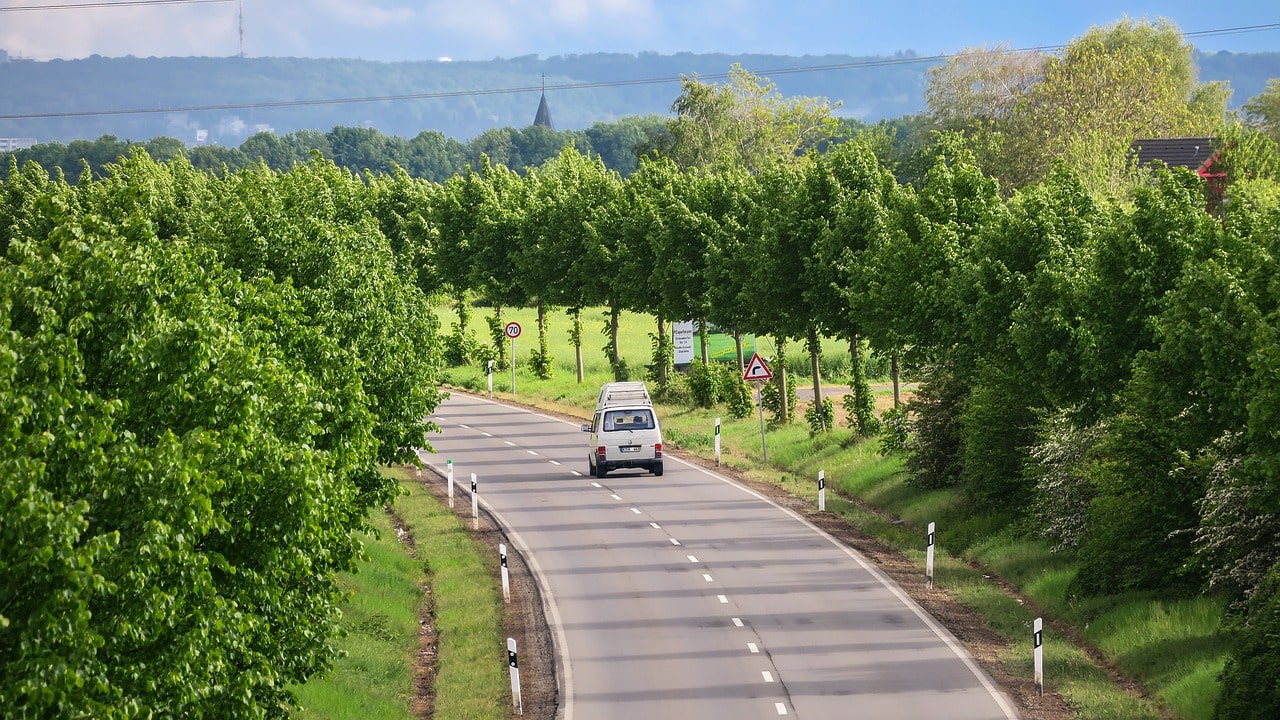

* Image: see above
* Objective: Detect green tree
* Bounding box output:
[1243,78,1280,144]
[664,64,844,174]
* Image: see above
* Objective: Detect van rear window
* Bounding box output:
[603,409,654,431]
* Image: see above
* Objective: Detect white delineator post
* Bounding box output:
[487,360,494,398]
[1034,617,1044,696]
[818,470,826,512]
[714,417,721,467]
[926,521,936,589]
[500,543,510,603]
[471,472,479,530]
[447,459,454,508]
[508,637,523,715]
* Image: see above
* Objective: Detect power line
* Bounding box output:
[1,21,1277,121]
[1,0,235,12]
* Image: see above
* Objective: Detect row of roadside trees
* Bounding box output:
[0,151,444,716]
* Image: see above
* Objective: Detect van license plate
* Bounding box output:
[620,445,640,453]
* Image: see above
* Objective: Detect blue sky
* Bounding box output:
[1,0,1277,62]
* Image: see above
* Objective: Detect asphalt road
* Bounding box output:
[420,393,1019,720]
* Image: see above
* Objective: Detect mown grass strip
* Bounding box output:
[292,491,423,720]
[393,476,508,720]
[293,471,507,719]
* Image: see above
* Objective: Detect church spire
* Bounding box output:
[533,74,554,130]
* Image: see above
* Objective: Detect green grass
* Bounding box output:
[292,500,423,720]
[431,303,1232,720]
[293,471,507,719]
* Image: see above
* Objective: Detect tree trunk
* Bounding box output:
[610,301,622,380]
[699,320,710,363]
[775,335,789,425]
[657,316,669,386]
[572,308,584,383]
[892,352,901,409]
[536,301,549,378]
[734,331,745,376]
[808,326,825,431]
[495,305,506,369]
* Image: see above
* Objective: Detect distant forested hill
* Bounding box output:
[0,50,1275,147]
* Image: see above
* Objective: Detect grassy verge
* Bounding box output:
[293,471,507,719]
[433,304,1230,720]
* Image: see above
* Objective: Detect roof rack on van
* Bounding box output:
[597,381,652,408]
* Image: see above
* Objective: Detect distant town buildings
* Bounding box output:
[1,138,38,152]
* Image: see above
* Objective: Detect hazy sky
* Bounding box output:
[2,0,1277,62]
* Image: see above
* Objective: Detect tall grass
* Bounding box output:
[431,303,1228,720]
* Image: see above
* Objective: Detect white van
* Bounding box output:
[581,382,663,477]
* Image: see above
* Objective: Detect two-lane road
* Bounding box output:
[420,393,1019,719]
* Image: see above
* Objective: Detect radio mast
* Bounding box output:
[238,0,245,58]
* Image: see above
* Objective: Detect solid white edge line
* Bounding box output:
[673,453,1021,719]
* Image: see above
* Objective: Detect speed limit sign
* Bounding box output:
[504,321,522,339]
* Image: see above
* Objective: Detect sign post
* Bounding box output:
[447,459,454,508]
[1034,617,1044,696]
[714,417,721,467]
[471,472,479,530]
[507,637,523,715]
[500,543,510,603]
[926,521,936,589]
[743,353,773,464]
[504,322,521,393]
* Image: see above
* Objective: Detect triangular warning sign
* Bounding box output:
[743,352,773,381]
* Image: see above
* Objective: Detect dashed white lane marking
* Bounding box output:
[549,460,561,466]
[732,618,744,627]
[591,482,602,488]
[775,702,788,715]
[669,538,681,546]
[687,555,699,563]
[481,432,492,437]
[504,441,516,446]
[630,508,642,514]
[649,522,661,529]
[458,424,469,428]
[610,494,622,501]
[762,671,775,683]
[702,573,714,582]
[526,450,538,456]
[718,595,728,604]
[747,643,760,654]
[570,471,582,476]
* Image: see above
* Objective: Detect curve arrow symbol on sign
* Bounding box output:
[743,352,772,381]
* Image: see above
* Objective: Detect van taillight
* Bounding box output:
[596,446,606,458]
[655,442,662,457]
